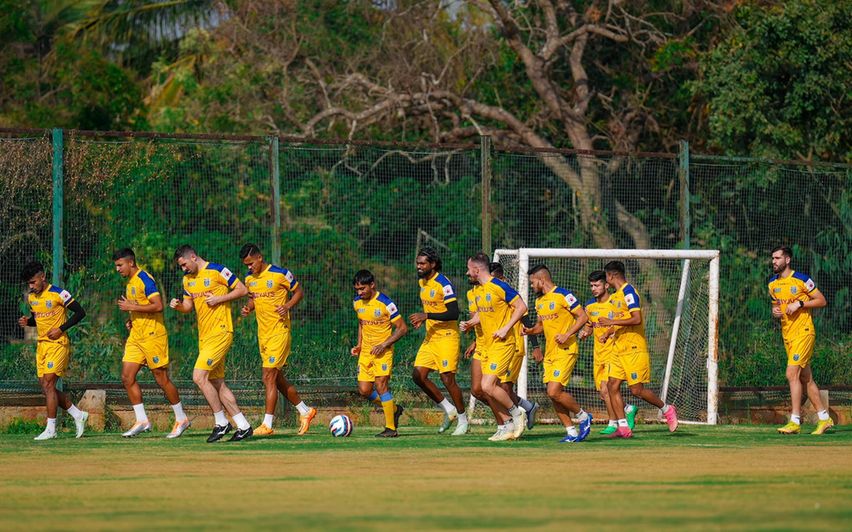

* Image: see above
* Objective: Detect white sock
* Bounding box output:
[817,410,829,421]
[438,398,455,414]
[132,403,148,423]
[577,409,589,422]
[458,412,468,424]
[213,410,228,426]
[46,418,56,432]
[67,404,83,420]
[625,404,637,414]
[617,418,628,427]
[171,402,187,422]
[263,413,274,427]
[608,419,618,427]
[790,414,801,425]
[296,401,311,416]
[661,404,670,414]
[232,412,250,431]
[508,405,523,417]
[518,398,534,412]
[566,425,579,437]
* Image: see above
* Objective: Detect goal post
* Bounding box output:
[483,248,720,425]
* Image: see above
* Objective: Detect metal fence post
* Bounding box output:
[678,139,690,250]
[480,135,492,255]
[269,136,282,265]
[51,128,64,285]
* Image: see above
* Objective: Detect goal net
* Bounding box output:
[468,248,720,425]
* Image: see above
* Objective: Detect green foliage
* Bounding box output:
[3,417,42,434]
[697,0,852,161]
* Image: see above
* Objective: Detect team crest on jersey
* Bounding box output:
[47,362,54,369]
[374,309,382,317]
[442,359,448,367]
[381,364,388,371]
[549,301,556,310]
[269,356,275,363]
[267,280,274,288]
[554,370,560,377]
[430,289,436,298]
[793,354,800,361]
[153,356,159,364]
[608,311,615,319]
[490,363,497,370]
[773,287,782,293]
[204,278,211,287]
[631,372,638,380]
[46,300,52,309]
[485,293,492,302]
[207,358,214,366]
[790,286,797,294]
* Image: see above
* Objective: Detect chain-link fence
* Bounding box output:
[1,129,849,405]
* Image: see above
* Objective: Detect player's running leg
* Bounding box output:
[481,373,524,441]
[439,370,468,434]
[277,371,317,435]
[606,377,632,438]
[121,362,151,437]
[546,382,591,442]
[412,366,456,431]
[599,380,618,435]
[151,366,189,438]
[211,378,252,441]
[37,373,87,440]
[255,367,280,436]
[501,381,538,430]
[778,364,804,434]
[373,376,399,438]
[800,366,834,434]
[628,383,678,432]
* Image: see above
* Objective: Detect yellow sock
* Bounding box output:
[379,391,396,430]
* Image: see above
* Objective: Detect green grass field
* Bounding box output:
[1,424,851,530]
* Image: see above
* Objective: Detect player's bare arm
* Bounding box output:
[599,308,641,327]
[556,307,589,345]
[786,288,826,315]
[371,318,408,355]
[205,278,248,307]
[351,322,363,356]
[117,293,164,313]
[494,298,528,340]
[240,298,255,317]
[460,312,480,331]
[169,297,193,313]
[522,316,544,336]
[276,284,304,318]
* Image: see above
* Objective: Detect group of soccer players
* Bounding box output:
[17,243,835,441]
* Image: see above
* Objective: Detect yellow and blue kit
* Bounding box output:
[769,271,818,366]
[414,272,460,373]
[183,262,239,379]
[246,264,299,369]
[474,277,520,377]
[534,286,581,386]
[28,284,74,377]
[353,292,401,382]
[123,269,169,369]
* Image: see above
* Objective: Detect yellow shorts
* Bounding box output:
[414,331,460,373]
[543,353,578,386]
[194,332,233,380]
[500,353,525,384]
[123,334,169,369]
[785,334,815,367]
[358,347,393,382]
[480,339,516,377]
[609,350,651,385]
[36,341,69,378]
[260,330,291,369]
[593,351,612,387]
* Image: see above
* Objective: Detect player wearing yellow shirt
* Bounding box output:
[599,261,678,438]
[769,246,832,435]
[17,262,89,440]
[351,269,408,437]
[577,270,620,435]
[112,248,188,439]
[522,264,591,443]
[408,248,468,436]
[169,245,253,443]
[239,244,317,436]
[459,253,528,442]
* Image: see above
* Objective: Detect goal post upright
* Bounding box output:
[707,253,721,425]
[661,259,691,406]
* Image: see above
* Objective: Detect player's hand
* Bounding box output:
[599,317,614,326]
[555,332,571,345]
[169,298,181,309]
[521,326,534,336]
[117,296,135,312]
[459,320,472,332]
[771,305,782,318]
[125,319,132,332]
[17,316,28,328]
[532,346,543,363]
[785,301,804,316]
[350,345,361,356]
[204,294,222,307]
[493,327,509,340]
[275,305,289,318]
[370,342,387,355]
[409,312,427,328]
[598,333,611,344]
[46,327,63,340]
[578,327,591,340]
[240,305,252,317]
[464,342,477,359]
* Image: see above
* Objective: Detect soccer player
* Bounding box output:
[459,253,528,441]
[409,248,468,436]
[113,248,189,439]
[521,264,592,442]
[578,270,622,435]
[351,269,408,437]
[598,261,678,438]
[769,246,833,434]
[239,244,317,436]
[18,262,88,440]
[489,262,540,430]
[169,245,253,442]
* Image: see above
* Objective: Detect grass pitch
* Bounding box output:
[1,424,850,530]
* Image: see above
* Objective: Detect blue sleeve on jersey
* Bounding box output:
[491,278,519,303]
[48,285,73,306]
[207,263,237,287]
[554,286,579,309]
[585,298,596,307]
[138,271,159,297]
[791,271,816,292]
[436,273,457,301]
[623,284,641,310]
[377,293,401,319]
[270,265,299,289]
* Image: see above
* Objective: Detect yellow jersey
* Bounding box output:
[466,286,484,345]
[419,272,458,336]
[28,284,74,343]
[473,277,520,349]
[534,286,581,357]
[768,271,817,340]
[585,296,617,361]
[246,264,299,341]
[609,283,648,354]
[354,292,401,349]
[125,269,166,340]
[182,262,238,339]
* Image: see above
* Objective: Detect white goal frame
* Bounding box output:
[488,247,721,425]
